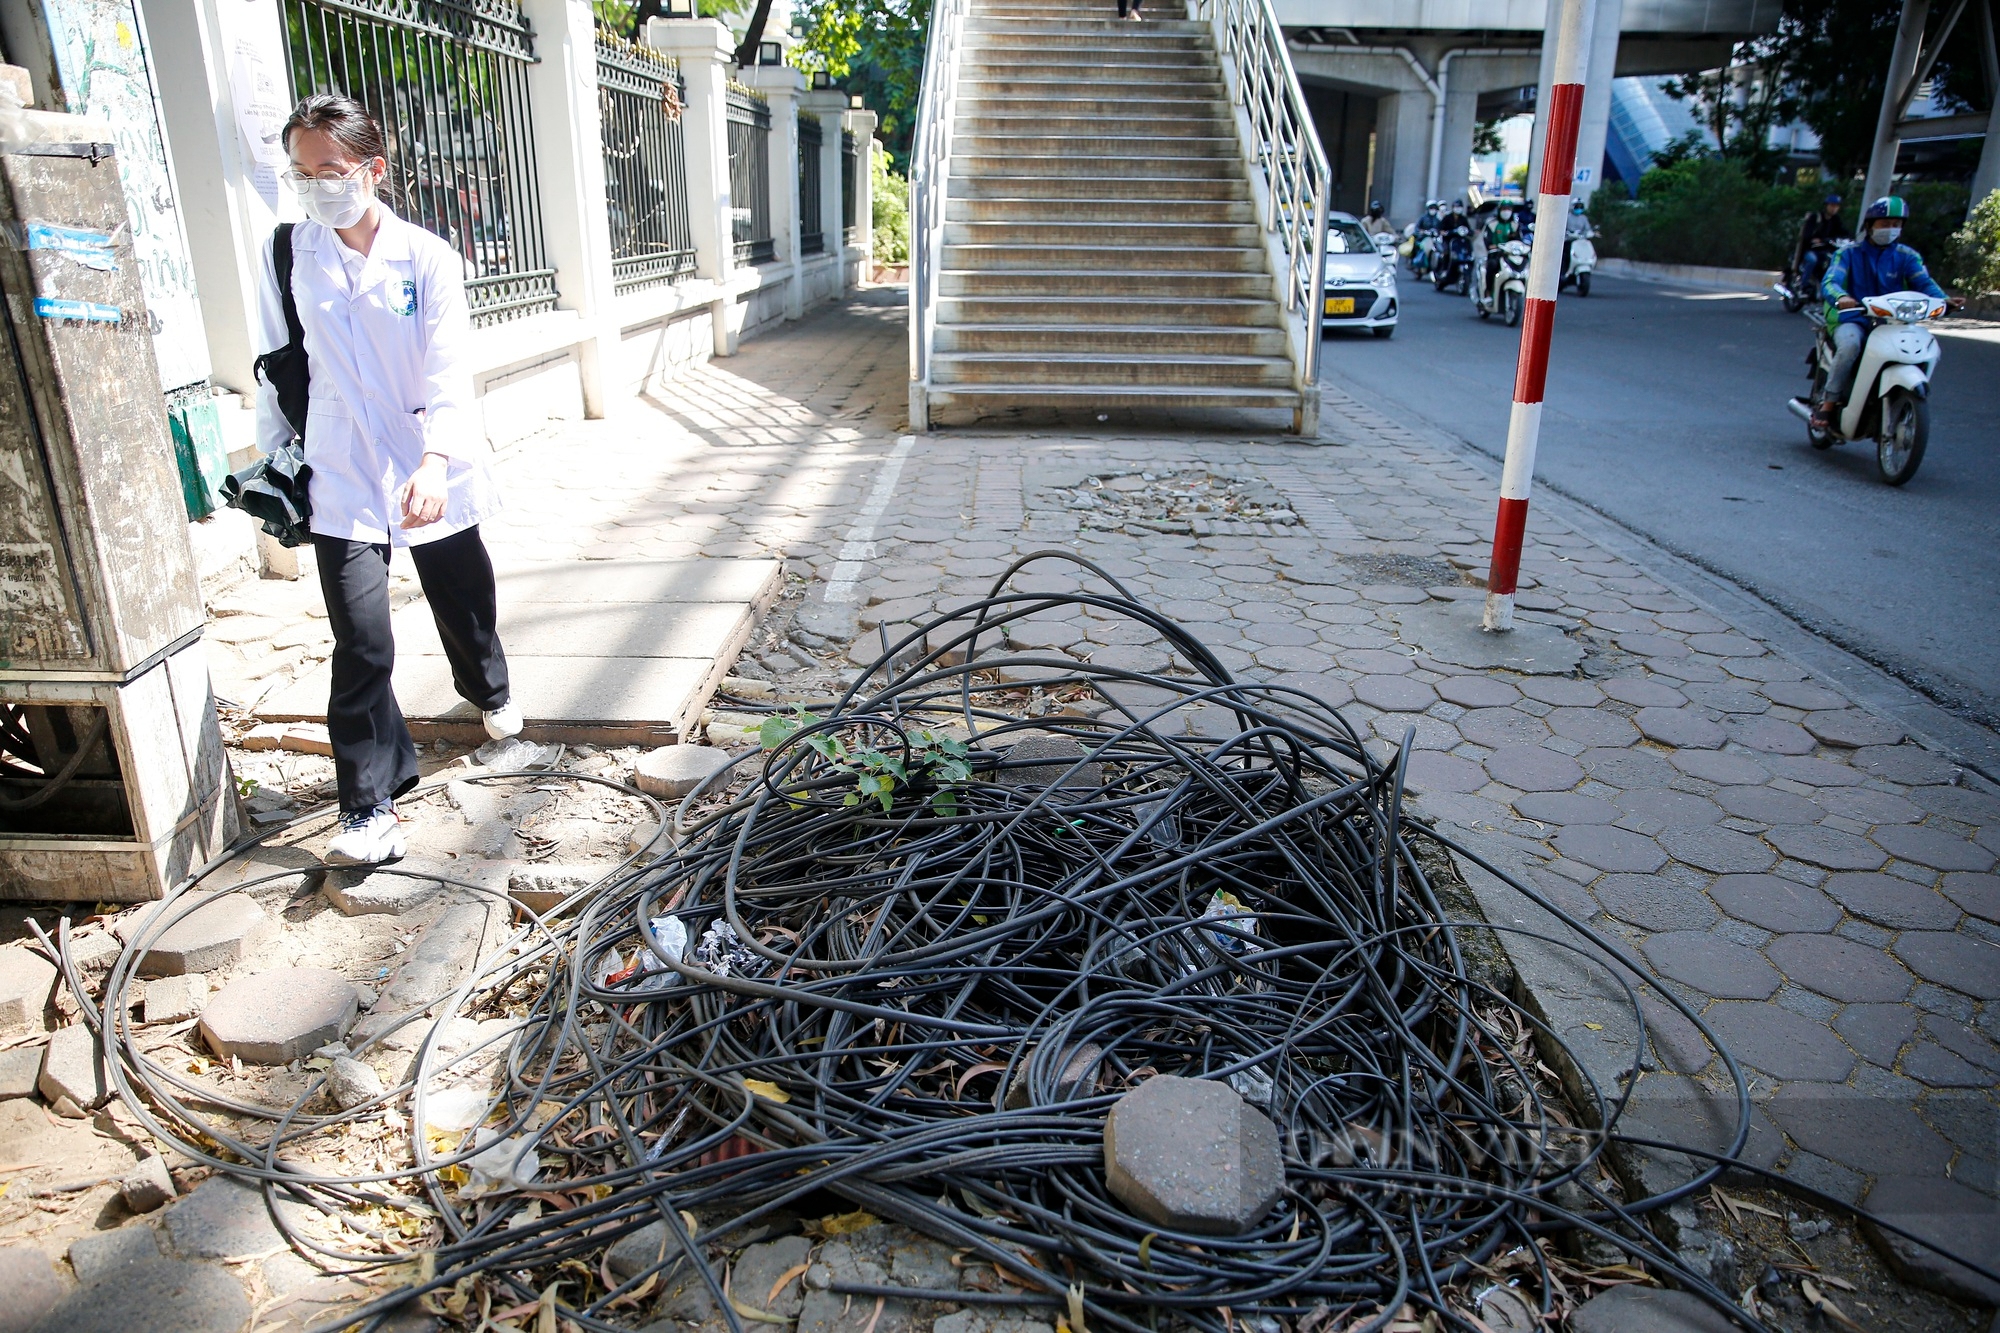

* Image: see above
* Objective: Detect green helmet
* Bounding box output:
[1863,196,1908,223]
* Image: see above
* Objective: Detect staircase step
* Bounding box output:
[947,196,1258,222]
[958,95,1225,117]
[959,115,1235,138]
[963,57,1219,79]
[942,243,1265,271]
[935,323,1291,356]
[928,385,1303,412]
[944,220,1263,247]
[934,351,1294,388]
[940,269,1277,297]
[953,153,1242,178]
[938,295,1283,325]
[964,19,1209,36]
[950,174,1248,200]
[954,133,1238,158]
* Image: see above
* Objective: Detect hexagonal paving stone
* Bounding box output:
[1103,1076,1280,1236]
[1403,751,1487,794]
[1595,874,1720,931]
[1577,748,1678,789]
[1767,1082,1955,1178]
[1860,1175,2000,1305]
[119,897,278,977]
[1684,682,1770,714]
[1707,874,1841,932]
[1615,789,1723,830]
[200,968,359,1064]
[1617,633,1690,659]
[1940,873,2000,922]
[1822,873,1961,930]
[1768,934,1913,1002]
[1242,622,1317,647]
[1641,933,1780,999]
[1668,749,1769,785]
[1914,786,2000,825]
[1869,824,1995,873]
[1434,675,1519,708]
[1518,678,1603,707]
[1891,933,2000,999]
[1602,677,1684,707]
[1801,710,1905,749]
[1903,1044,1989,1087]
[1758,679,1848,710]
[1458,709,1550,749]
[1632,707,1726,750]
[1815,786,1922,825]
[1835,1003,1919,1067]
[1660,827,1777,874]
[1512,792,1620,826]
[1762,754,1866,787]
[1485,746,1582,793]
[1545,707,1637,748]
[1765,825,1886,871]
[1705,1002,1856,1080]
[1713,785,1822,825]
[1555,825,1668,873]
[1725,716,1816,755]
[1352,675,1436,712]
[1852,745,1960,786]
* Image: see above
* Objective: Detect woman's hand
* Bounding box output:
[397,453,450,529]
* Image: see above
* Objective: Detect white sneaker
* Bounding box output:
[482,702,523,740]
[325,803,405,866]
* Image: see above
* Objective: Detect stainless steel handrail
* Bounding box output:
[907,0,973,402]
[1191,0,1328,380]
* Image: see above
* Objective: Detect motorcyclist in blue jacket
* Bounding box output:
[1812,196,1962,430]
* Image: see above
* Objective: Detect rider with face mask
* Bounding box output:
[1812,197,1964,430]
[1478,203,1521,296]
[254,93,520,865]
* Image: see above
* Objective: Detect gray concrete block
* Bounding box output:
[0,948,56,1033]
[506,863,601,915]
[732,1236,813,1318]
[605,1220,675,1282]
[0,1046,43,1099]
[120,1157,177,1214]
[326,1056,384,1111]
[1568,1284,1739,1332]
[158,1176,304,1260]
[372,899,497,1017]
[142,974,207,1025]
[1002,1042,1101,1109]
[0,1244,63,1333]
[994,734,1102,789]
[119,897,277,977]
[67,1224,160,1283]
[322,860,449,917]
[27,1256,249,1333]
[200,968,357,1064]
[1103,1075,1281,1236]
[37,1025,106,1109]
[634,744,734,799]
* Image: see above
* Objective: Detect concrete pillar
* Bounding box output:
[1439,83,1482,204]
[1967,0,1999,212]
[645,19,737,352]
[133,0,287,399]
[846,110,879,268]
[740,65,806,318]
[1865,0,1931,206]
[520,0,615,418]
[1571,0,1623,206]
[1369,89,1429,223]
[803,88,848,277]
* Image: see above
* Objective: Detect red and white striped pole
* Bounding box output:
[1483,0,1592,632]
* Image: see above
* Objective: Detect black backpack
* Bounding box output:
[253,222,309,443]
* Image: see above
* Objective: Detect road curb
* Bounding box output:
[1597,257,1779,294]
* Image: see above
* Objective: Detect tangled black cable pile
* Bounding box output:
[76,553,1855,1333]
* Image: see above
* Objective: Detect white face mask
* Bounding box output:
[287,166,377,229]
[1872,225,1902,246]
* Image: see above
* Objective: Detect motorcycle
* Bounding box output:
[1406,230,1439,281]
[1470,236,1532,326]
[1561,228,1596,297]
[1785,289,1946,486]
[1774,241,1843,314]
[1432,225,1472,294]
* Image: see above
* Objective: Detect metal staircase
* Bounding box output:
[907,0,1328,433]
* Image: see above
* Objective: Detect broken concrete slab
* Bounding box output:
[29,1255,250,1333]
[326,1056,385,1111]
[323,859,508,917]
[634,744,734,799]
[38,1024,107,1109]
[0,948,56,1032]
[200,968,358,1064]
[506,863,601,916]
[366,898,498,1022]
[67,1223,162,1283]
[1104,1075,1281,1236]
[995,735,1103,789]
[0,1046,43,1099]
[1002,1042,1101,1110]
[732,1236,814,1319]
[1568,1284,1738,1332]
[1393,602,1585,674]
[142,974,208,1025]
[0,1244,63,1333]
[157,1176,306,1260]
[120,1156,177,1214]
[119,897,278,977]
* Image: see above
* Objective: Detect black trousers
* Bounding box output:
[315,526,510,813]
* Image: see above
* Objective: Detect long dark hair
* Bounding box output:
[282,94,386,165]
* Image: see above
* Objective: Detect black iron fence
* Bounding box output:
[280,0,557,325]
[798,112,824,256]
[842,129,859,243]
[726,84,774,265]
[595,29,696,291]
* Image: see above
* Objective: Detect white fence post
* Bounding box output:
[741,65,806,319]
[647,19,739,353]
[802,89,848,285]
[519,0,617,418]
[847,110,879,274]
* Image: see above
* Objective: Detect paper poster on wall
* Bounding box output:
[228,35,291,211]
[39,0,212,392]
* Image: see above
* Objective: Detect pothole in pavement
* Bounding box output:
[1040,469,1301,535]
[1338,553,1461,586]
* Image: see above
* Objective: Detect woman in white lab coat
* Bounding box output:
[255,94,520,865]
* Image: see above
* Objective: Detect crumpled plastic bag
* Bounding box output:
[474,737,563,771]
[460,1126,542,1198]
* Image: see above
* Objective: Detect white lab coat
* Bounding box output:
[253,204,499,548]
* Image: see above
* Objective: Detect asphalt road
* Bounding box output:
[1317,271,2000,728]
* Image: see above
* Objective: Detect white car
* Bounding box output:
[1321,213,1398,338]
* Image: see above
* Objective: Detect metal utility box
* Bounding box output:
[0,107,239,901]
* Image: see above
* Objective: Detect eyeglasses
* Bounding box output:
[281,165,371,197]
